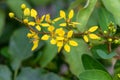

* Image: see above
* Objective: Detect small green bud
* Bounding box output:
[114,39,119,44]
[104,31,107,34]
[113,29,116,33]
[108,38,112,42]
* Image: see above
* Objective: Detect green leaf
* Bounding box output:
[0,47,11,59]
[63,39,90,77]
[9,28,33,70]
[91,44,107,59]
[6,0,31,19]
[0,65,12,80]
[96,49,116,59]
[113,60,120,80]
[82,54,107,71]
[77,0,97,31]
[0,9,5,37]
[101,0,120,26]
[39,41,57,67]
[79,70,112,80]
[16,67,62,80]
[29,0,51,6]
[69,0,88,9]
[98,7,115,31]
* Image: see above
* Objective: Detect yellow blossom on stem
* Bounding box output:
[83,26,100,42]
[45,14,62,24]
[27,30,39,51]
[59,9,80,27]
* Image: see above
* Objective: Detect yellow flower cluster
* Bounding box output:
[11,4,79,52]
[9,4,101,53]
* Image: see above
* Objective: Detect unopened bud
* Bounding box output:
[23,19,28,24]
[108,38,112,42]
[9,12,14,18]
[21,4,26,9]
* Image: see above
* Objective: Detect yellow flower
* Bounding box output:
[31,9,37,18]
[83,26,100,42]
[27,30,39,51]
[24,8,30,16]
[45,14,62,24]
[59,9,80,27]
[55,28,65,37]
[27,15,50,31]
[41,34,50,40]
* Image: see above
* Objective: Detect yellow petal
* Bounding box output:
[35,25,41,31]
[53,17,62,22]
[60,10,66,19]
[41,23,50,27]
[31,9,37,18]
[67,30,73,38]
[41,34,50,40]
[24,8,30,16]
[68,9,74,19]
[69,40,78,46]
[41,15,45,22]
[28,22,35,26]
[55,28,65,36]
[60,23,67,27]
[50,39,56,44]
[32,39,39,51]
[45,14,51,22]
[56,37,64,40]
[89,34,100,39]
[48,26,55,32]
[58,46,62,52]
[27,33,32,38]
[57,41,63,47]
[88,26,98,32]
[64,44,70,52]
[71,22,81,25]
[83,35,89,42]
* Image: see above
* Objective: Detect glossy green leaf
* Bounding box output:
[82,54,107,71]
[98,7,115,31]
[9,28,33,70]
[6,0,31,19]
[101,0,120,26]
[79,70,112,80]
[96,49,116,59]
[39,41,57,67]
[77,0,97,31]
[16,67,62,80]
[0,9,5,37]
[63,39,90,77]
[0,65,12,80]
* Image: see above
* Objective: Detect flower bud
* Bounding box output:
[108,38,112,42]
[21,4,26,9]
[9,12,14,18]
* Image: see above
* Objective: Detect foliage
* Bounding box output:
[0,0,120,80]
